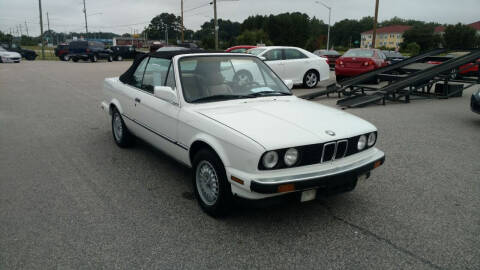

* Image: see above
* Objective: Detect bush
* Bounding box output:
[405,42,420,55]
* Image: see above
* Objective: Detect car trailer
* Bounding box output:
[300,49,480,108]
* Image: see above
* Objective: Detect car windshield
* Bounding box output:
[344,49,374,57]
[179,56,291,103]
[247,48,266,56]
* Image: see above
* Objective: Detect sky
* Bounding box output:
[0,0,478,36]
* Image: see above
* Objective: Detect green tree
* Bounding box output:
[236,29,271,45]
[443,23,477,49]
[144,13,183,41]
[402,25,441,52]
[405,42,420,55]
[331,16,373,48]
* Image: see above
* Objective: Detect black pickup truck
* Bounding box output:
[68,41,113,62]
[0,43,37,60]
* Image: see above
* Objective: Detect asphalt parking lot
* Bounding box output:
[1,61,479,269]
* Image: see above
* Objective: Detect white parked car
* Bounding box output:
[247,46,329,88]
[0,47,21,63]
[101,51,385,217]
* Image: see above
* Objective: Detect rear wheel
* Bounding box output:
[303,70,319,88]
[116,55,123,61]
[72,57,79,62]
[63,55,70,61]
[90,54,98,62]
[108,55,113,62]
[193,149,232,217]
[111,107,134,147]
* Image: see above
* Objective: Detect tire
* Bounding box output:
[192,149,233,217]
[108,55,113,62]
[72,57,79,62]
[26,55,36,61]
[111,107,134,148]
[116,55,123,61]
[63,55,70,61]
[90,54,98,62]
[303,70,319,88]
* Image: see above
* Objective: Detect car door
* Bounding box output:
[283,48,310,83]
[133,57,182,157]
[261,49,285,79]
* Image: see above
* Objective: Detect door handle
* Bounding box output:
[135,97,141,103]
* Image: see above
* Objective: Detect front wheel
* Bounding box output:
[72,57,79,62]
[63,55,70,61]
[107,55,113,62]
[90,54,98,62]
[303,70,319,88]
[193,149,232,217]
[111,108,134,147]
[116,55,123,61]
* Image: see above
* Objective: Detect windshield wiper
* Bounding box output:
[246,91,292,97]
[190,94,255,103]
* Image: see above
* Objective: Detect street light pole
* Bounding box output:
[315,1,331,51]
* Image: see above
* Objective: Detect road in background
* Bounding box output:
[1,61,479,269]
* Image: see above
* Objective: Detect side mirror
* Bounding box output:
[284,79,294,90]
[154,86,178,104]
[258,56,266,61]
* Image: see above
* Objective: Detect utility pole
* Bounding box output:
[83,0,88,39]
[47,12,50,44]
[181,0,184,42]
[19,24,23,36]
[38,0,45,59]
[25,20,29,36]
[372,0,379,48]
[213,0,218,50]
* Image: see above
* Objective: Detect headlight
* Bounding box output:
[357,135,367,150]
[262,151,279,169]
[367,132,376,146]
[284,148,298,166]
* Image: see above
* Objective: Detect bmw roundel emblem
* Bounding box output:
[325,130,336,136]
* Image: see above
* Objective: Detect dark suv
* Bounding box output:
[1,43,37,60]
[68,41,113,62]
[55,44,70,61]
[110,45,136,61]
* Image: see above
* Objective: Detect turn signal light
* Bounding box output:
[230,176,244,185]
[277,183,295,193]
[374,160,383,169]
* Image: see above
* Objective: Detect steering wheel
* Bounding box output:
[233,70,260,88]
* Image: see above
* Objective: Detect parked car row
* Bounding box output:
[54,41,138,62]
[0,43,37,61]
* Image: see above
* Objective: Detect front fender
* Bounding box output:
[189,133,232,167]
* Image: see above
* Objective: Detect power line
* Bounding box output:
[184,2,211,13]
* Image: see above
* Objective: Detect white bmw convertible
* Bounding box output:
[101,50,385,216]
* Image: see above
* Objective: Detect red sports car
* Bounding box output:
[225,45,257,53]
[335,49,388,80]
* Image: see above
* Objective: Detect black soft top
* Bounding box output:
[119,49,222,84]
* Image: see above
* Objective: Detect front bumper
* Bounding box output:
[251,155,384,194]
[1,56,21,63]
[227,147,385,199]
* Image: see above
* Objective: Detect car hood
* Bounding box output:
[194,97,376,150]
[0,51,21,58]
